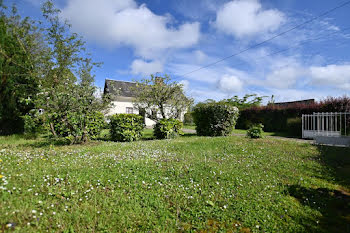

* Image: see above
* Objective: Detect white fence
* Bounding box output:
[302,112,349,139]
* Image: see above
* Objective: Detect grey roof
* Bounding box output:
[104,79,138,98]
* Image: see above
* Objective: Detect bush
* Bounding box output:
[247,123,264,139]
[286,117,302,137]
[49,111,105,142]
[154,118,184,139]
[192,103,239,136]
[109,114,145,142]
[86,112,105,139]
[22,111,45,138]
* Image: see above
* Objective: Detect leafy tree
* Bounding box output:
[219,94,266,110]
[0,2,46,134]
[34,1,109,143]
[132,74,193,122]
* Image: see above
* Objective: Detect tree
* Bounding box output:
[132,74,193,122]
[34,1,109,143]
[0,3,46,134]
[219,94,266,110]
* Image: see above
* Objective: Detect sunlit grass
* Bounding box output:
[0,134,349,232]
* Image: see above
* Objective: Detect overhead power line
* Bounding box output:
[180,0,350,77]
[228,26,350,69]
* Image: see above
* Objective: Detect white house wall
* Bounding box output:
[107,97,186,127]
[107,100,156,127]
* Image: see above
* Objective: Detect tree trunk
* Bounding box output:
[160,104,166,119]
[49,122,57,137]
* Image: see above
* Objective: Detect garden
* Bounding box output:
[1,1,350,232]
[1,131,350,232]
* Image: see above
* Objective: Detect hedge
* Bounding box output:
[236,96,350,134]
[154,118,184,139]
[192,103,239,136]
[109,114,144,142]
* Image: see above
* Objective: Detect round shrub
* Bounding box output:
[154,118,184,139]
[109,114,145,142]
[192,103,239,136]
[247,123,264,139]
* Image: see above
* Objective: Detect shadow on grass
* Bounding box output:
[286,185,350,232]
[317,145,350,190]
[285,145,350,232]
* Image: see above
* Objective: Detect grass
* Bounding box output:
[0,133,349,232]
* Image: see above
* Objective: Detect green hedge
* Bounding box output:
[50,111,105,140]
[286,117,302,137]
[154,118,184,139]
[109,114,144,142]
[86,112,105,139]
[236,96,350,133]
[192,103,239,136]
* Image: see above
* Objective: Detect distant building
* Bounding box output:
[273,99,315,107]
[103,79,186,127]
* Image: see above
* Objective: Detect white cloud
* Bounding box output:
[266,66,306,89]
[131,59,163,76]
[310,64,350,90]
[217,74,243,92]
[179,80,190,92]
[60,0,200,59]
[215,0,285,38]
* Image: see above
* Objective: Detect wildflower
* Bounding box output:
[31,210,37,214]
[0,175,3,179]
[52,211,56,215]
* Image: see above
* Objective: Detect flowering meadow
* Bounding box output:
[0,134,349,232]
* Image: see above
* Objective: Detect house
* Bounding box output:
[103,79,186,127]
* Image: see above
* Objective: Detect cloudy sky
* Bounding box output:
[7,0,350,102]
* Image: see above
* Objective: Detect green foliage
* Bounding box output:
[22,111,45,138]
[86,112,105,139]
[0,4,44,134]
[219,94,266,110]
[154,118,184,139]
[183,112,194,125]
[246,123,264,139]
[132,74,193,121]
[192,103,239,136]
[48,111,105,143]
[286,118,302,137]
[109,114,145,142]
[33,2,110,143]
[1,134,350,232]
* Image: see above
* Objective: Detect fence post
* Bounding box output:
[302,115,304,138]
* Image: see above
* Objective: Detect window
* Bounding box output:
[126,107,133,114]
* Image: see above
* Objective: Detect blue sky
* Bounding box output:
[6,0,350,103]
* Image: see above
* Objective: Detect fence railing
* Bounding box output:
[302,112,350,139]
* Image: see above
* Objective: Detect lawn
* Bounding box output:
[0,134,349,232]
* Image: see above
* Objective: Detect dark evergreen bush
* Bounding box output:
[109,114,144,142]
[154,118,184,139]
[192,103,239,136]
